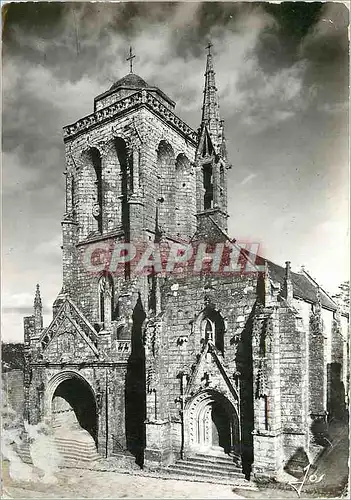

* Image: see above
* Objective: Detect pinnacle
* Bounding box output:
[34,283,42,308]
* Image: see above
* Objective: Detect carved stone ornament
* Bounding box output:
[92,204,101,217]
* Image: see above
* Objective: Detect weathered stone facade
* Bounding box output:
[23,50,349,479]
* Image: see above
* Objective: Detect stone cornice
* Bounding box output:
[63,90,198,145]
[29,362,129,368]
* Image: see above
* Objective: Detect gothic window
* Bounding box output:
[98,272,114,324]
[201,308,225,354]
[203,163,213,210]
[147,275,157,314]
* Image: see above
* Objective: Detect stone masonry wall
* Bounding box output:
[26,363,128,457]
[63,105,196,328]
[278,305,309,463]
[308,304,326,416]
[144,272,258,463]
[2,369,24,417]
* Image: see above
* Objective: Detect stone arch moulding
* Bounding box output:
[157,139,175,157]
[44,369,96,422]
[184,388,241,456]
[111,125,132,145]
[175,153,190,168]
[79,140,104,162]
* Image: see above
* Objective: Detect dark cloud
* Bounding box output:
[2,2,349,342]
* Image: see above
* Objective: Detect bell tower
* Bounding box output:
[195,42,229,234]
[60,51,197,326]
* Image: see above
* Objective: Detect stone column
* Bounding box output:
[252,308,283,479]
[101,141,122,232]
[132,147,140,194]
[62,215,78,295]
[64,171,73,213]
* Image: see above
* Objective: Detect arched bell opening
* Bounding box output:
[77,147,103,238]
[157,140,175,235]
[114,138,130,233]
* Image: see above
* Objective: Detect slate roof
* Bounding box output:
[110,73,149,90]
[266,259,337,311]
[204,219,338,312]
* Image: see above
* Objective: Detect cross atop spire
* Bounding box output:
[206,41,213,55]
[126,46,135,74]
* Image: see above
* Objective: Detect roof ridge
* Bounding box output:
[300,269,337,306]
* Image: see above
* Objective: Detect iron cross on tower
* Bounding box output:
[206,41,213,55]
[126,46,135,73]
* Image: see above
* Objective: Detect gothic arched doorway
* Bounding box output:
[211,400,231,453]
[47,372,98,447]
[186,390,240,457]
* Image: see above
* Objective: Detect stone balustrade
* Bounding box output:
[63,91,197,145]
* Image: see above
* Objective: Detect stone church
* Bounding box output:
[23,47,349,480]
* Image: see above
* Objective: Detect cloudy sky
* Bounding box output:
[2,1,349,342]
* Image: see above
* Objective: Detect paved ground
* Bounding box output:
[1,460,331,499]
[2,412,348,499]
[2,462,246,499]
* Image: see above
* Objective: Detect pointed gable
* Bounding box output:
[39,297,99,359]
[197,125,215,158]
[266,260,337,310]
[185,342,240,411]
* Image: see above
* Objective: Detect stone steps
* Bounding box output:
[164,453,247,486]
[54,435,100,462]
[16,433,100,465]
[188,452,241,466]
[174,459,242,474]
[16,442,31,463]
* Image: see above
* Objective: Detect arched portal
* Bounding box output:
[46,371,98,446]
[186,390,240,457]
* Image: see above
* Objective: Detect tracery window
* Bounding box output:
[201,308,225,354]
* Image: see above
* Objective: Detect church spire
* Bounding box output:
[200,42,221,151]
[195,43,229,234]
